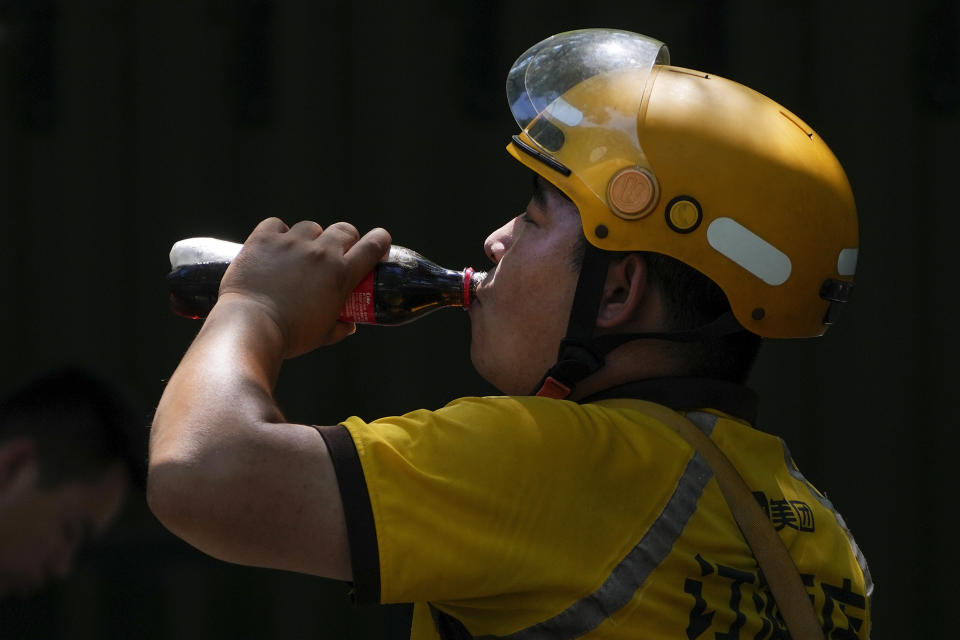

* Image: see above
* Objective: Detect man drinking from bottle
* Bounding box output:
[148,29,871,639]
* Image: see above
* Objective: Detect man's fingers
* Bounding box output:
[343,227,393,281]
[248,217,289,240]
[314,222,390,284]
[319,222,361,248]
[329,321,357,342]
[289,220,323,239]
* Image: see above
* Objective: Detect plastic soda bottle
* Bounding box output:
[166,238,484,325]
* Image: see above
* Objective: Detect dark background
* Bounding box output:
[0,1,957,638]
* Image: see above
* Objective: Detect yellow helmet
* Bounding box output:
[506,29,858,338]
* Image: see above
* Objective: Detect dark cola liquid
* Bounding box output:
[371,252,468,325]
[166,245,480,325]
[168,262,230,319]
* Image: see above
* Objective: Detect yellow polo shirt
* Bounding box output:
[317,380,871,639]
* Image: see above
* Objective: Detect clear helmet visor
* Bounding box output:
[506,29,669,204]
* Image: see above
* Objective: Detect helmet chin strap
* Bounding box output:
[531,242,747,399]
[531,241,610,399]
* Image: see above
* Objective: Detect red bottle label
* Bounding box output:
[339,271,376,324]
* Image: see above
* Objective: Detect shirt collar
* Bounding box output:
[578,377,758,424]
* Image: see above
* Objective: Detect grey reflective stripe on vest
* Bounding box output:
[468,450,714,640]
[780,439,874,597]
[685,411,719,437]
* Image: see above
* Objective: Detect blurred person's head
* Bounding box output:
[0,368,141,598]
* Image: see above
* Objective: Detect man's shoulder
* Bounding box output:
[438,394,689,428]
[342,395,711,456]
[346,395,609,435]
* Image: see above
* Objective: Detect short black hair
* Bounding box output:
[0,368,146,490]
[572,235,762,383]
[641,251,762,383]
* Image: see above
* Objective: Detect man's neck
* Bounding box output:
[569,340,679,402]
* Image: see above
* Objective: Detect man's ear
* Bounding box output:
[596,253,648,329]
[0,439,38,496]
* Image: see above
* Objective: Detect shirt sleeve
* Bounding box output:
[312,423,381,603]
[325,396,693,609]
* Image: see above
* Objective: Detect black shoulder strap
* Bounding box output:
[629,400,825,640]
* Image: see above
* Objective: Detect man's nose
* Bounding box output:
[484,219,516,264]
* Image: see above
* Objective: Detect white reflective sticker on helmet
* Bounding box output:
[545,98,584,127]
[707,218,792,286]
[838,248,858,276]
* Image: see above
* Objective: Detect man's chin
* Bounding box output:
[468,347,494,390]
[471,361,534,396]
[468,346,508,394]
[468,333,545,394]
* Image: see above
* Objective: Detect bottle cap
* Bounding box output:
[463,268,475,308]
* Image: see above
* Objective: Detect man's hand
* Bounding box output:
[218,218,392,358]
